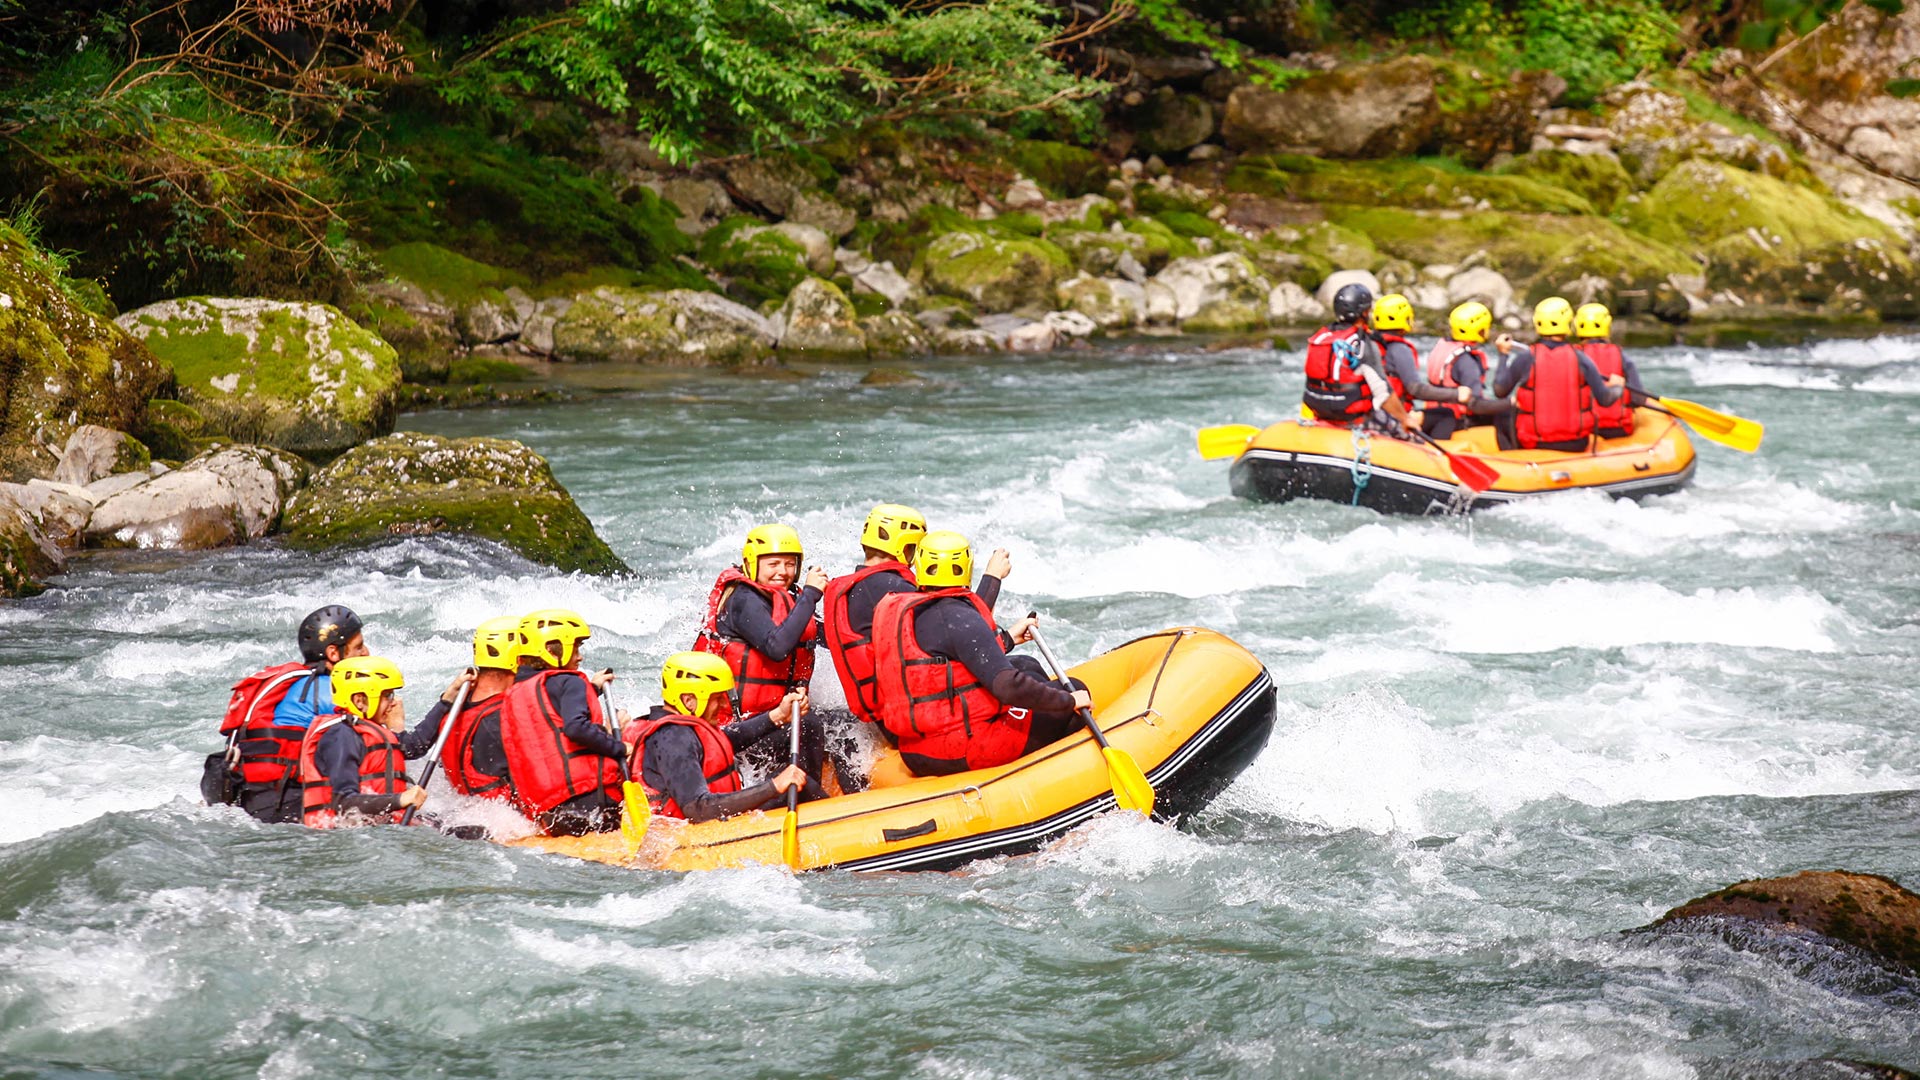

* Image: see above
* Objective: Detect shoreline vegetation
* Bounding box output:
[3,0,1920,592]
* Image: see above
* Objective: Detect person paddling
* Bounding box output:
[434,616,521,800]
[1421,302,1516,441]
[1573,302,1648,440]
[1490,297,1626,452]
[628,652,824,822]
[694,524,825,723]
[1301,283,1422,437]
[499,609,632,836]
[870,531,1089,778]
[218,605,370,824]
[822,504,926,726]
[296,656,448,828]
[1369,292,1474,436]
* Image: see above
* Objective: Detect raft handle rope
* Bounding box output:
[1349,428,1373,506]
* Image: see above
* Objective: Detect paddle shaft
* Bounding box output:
[1025,619,1114,751]
[596,680,632,782]
[400,674,474,826]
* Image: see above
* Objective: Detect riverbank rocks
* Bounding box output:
[1644,870,1920,978]
[0,480,93,550]
[85,468,246,550]
[1057,274,1147,330]
[0,486,62,597]
[281,432,628,575]
[115,298,402,461]
[52,426,149,487]
[1267,281,1327,324]
[1222,56,1439,158]
[551,287,775,366]
[1150,254,1272,332]
[0,222,171,483]
[776,278,866,357]
[917,231,1072,313]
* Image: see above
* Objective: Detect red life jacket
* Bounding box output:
[1302,322,1375,423]
[693,567,819,721]
[297,715,410,828]
[499,669,623,816]
[1582,341,1634,436]
[628,714,744,819]
[438,692,509,799]
[1516,341,1595,449]
[1373,330,1416,407]
[870,589,1032,773]
[219,661,321,786]
[822,561,914,724]
[1425,340,1483,420]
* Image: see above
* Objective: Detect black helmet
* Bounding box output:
[298,605,364,664]
[1332,283,1374,324]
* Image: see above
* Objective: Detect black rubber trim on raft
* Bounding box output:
[834,668,1276,873]
[1230,447,1696,513]
[882,820,938,842]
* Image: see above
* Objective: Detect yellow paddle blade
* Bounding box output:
[620,781,651,853]
[1298,402,1314,422]
[1196,423,1261,461]
[1102,746,1155,817]
[781,809,800,868]
[1655,396,1763,453]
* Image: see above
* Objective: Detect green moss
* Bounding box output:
[917,232,1072,312]
[848,291,891,319]
[1157,210,1225,239]
[448,357,532,384]
[1296,220,1378,272]
[1123,217,1199,268]
[1625,160,1896,254]
[995,211,1046,237]
[131,399,208,461]
[1135,185,1215,217]
[111,434,151,474]
[1494,151,1634,214]
[1228,154,1594,215]
[1007,140,1111,198]
[377,242,528,304]
[698,218,811,306]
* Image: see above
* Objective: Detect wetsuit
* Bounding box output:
[714,583,822,674]
[842,572,1002,641]
[1490,342,1623,452]
[511,666,626,836]
[900,596,1083,775]
[635,705,828,823]
[1421,347,1516,441]
[309,700,449,818]
[1378,334,1463,413]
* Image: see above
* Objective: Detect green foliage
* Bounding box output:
[438,0,1106,164]
[1384,0,1680,105]
[1129,0,1307,88]
[1737,0,1905,50]
[1227,153,1595,214]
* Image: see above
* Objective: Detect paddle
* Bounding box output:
[1399,419,1501,493]
[1026,616,1155,817]
[1647,395,1763,453]
[400,670,473,827]
[1196,423,1261,461]
[781,695,803,869]
[597,679,652,853]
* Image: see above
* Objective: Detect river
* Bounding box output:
[2,335,1918,1077]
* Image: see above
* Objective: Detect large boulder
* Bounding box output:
[776,278,866,358]
[85,469,246,550]
[0,222,171,483]
[1054,230,1153,278]
[1221,56,1439,158]
[52,425,149,487]
[551,287,776,366]
[1315,268,1383,309]
[281,432,628,575]
[1056,275,1147,331]
[858,313,932,360]
[183,445,307,538]
[0,485,63,598]
[1644,870,1920,978]
[0,480,94,551]
[1151,254,1273,332]
[917,231,1072,313]
[1132,89,1217,155]
[114,298,402,461]
[1267,281,1328,325]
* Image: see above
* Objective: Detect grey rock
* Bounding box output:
[1,480,93,550]
[1445,267,1518,319]
[86,469,246,550]
[1222,56,1439,158]
[851,260,918,308]
[788,191,858,239]
[776,278,867,357]
[1267,281,1329,324]
[859,312,932,360]
[1151,253,1273,331]
[551,287,776,366]
[85,472,151,501]
[53,425,140,487]
[1315,268,1384,309]
[1056,275,1147,331]
[180,444,307,538]
[0,486,64,597]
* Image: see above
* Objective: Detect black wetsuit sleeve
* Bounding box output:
[1576,351,1624,407]
[922,600,1075,714]
[720,586,819,662]
[317,723,405,816]
[977,574,1002,611]
[643,726,785,823]
[546,672,624,758]
[1450,353,1485,395]
[1389,342,1456,403]
[1491,352,1529,398]
[847,573,917,636]
[1622,354,1649,407]
[397,699,450,758]
[722,712,779,751]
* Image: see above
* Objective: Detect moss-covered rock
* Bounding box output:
[1152,254,1273,333]
[114,298,402,461]
[1121,217,1200,271]
[282,432,627,575]
[132,399,213,464]
[858,312,932,360]
[1056,274,1147,330]
[1494,150,1635,214]
[0,486,63,597]
[1645,870,1920,978]
[1295,221,1378,276]
[1008,140,1111,198]
[1227,154,1595,215]
[916,231,1072,313]
[1221,56,1440,158]
[550,287,776,366]
[0,223,172,483]
[369,242,532,367]
[776,278,866,357]
[699,217,814,307]
[1053,229,1152,277]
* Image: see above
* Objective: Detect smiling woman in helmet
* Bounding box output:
[626,652,822,822]
[1489,297,1627,452]
[868,531,1091,778]
[694,524,828,723]
[498,609,633,836]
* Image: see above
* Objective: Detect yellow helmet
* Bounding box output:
[331,656,404,720]
[742,524,803,581]
[661,651,735,717]
[1533,296,1574,337]
[861,503,927,562]
[1449,301,1492,344]
[472,615,521,671]
[1370,293,1414,332]
[517,608,591,668]
[1574,302,1612,339]
[914,530,973,590]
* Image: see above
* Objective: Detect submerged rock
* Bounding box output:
[1645,870,1920,978]
[551,287,775,366]
[281,432,628,575]
[0,222,171,483]
[114,297,402,461]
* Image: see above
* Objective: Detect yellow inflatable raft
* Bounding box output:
[509,627,1275,872]
[1229,408,1695,514]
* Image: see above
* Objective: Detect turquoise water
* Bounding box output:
[2,336,1918,1076]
